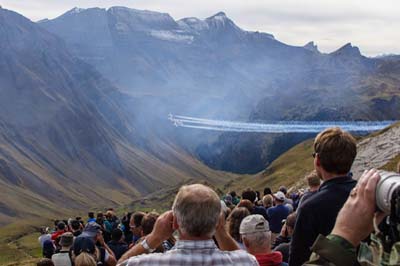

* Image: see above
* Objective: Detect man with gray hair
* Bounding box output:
[118,184,258,265]
[240,214,285,266]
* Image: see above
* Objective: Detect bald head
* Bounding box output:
[172,184,221,238]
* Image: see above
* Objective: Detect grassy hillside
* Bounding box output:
[225,121,400,194]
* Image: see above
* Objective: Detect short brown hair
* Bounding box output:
[306,170,321,187]
[285,212,297,228]
[131,211,145,227]
[314,127,357,174]
[141,212,159,236]
[227,207,250,242]
[237,199,253,213]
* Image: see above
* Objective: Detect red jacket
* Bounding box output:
[255,251,284,266]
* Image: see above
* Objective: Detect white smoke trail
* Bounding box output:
[168,114,396,133]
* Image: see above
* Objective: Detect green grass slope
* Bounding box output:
[226,121,400,194]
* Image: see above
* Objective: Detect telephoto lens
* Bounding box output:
[376,171,400,214]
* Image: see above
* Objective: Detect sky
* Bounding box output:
[1,0,399,56]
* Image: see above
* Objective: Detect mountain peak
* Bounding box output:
[304,41,319,53]
[207,11,229,21]
[212,11,227,17]
[205,11,241,32]
[332,42,361,57]
[66,7,86,15]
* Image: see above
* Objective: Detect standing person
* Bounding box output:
[263,187,273,197]
[76,222,117,266]
[129,212,145,245]
[107,228,128,260]
[262,195,273,211]
[229,191,241,205]
[267,191,290,241]
[226,207,251,249]
[117,184,258,265]
[88,212,96,223]
[297,170,321,208]
[273,212,297,263]
[120,212,133,245]
[52,222,67,241]
[240,215,285,266]
[73,237,97,266]
[289,127,357,266]
[242,189,268,220]
[71,220,82,237]
[39,227,52,248]
[52,232,73,266]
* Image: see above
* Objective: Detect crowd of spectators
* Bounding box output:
[35,127,400,266]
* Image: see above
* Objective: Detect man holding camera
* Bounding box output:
[289,127,358,266]
[303,169,394,265]
[302,159,400,265]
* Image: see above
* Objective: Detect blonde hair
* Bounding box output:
[306,170,321,187]
[262,195,273,208]
[75,252,96,266]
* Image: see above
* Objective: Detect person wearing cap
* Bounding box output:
[76,222,117,266]
[267,191,290,240]
[240,214,286,266]
[289,128,357,266]
[52,232,74,266]
[117,184,258,266]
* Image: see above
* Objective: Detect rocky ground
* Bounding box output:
[352,123,400,179]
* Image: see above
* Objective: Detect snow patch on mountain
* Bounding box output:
[149,30,194,43]
[178,17,209,32]
[69,7,85,14]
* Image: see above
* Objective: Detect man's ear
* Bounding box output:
[316,154,322,166]
[172,214,179,230]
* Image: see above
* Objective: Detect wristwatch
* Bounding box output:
[141,238,156,253]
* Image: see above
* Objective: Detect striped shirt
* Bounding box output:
[118,239,259,266]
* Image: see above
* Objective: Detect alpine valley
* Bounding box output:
[0,5,399,226]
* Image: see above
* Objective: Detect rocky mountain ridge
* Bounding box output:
[0,8,230,225]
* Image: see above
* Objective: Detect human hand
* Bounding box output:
[216,211,227,232]
[331,169,386,247]
[147,210,174,248]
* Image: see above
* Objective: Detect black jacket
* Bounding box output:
[107,240,128,260]
[289,175,356,266]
